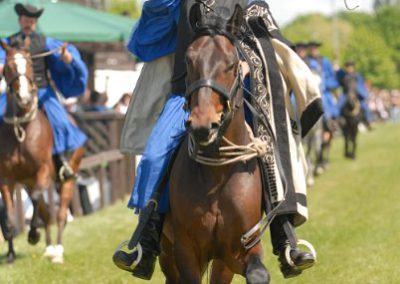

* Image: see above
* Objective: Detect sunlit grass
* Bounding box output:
[1,123,399,283]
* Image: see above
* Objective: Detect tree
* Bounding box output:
[344,26,398,88]
[374,0,400,11]
[107,0,140,19]
[282,14,354,61]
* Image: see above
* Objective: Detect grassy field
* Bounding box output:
[1,123,399,284]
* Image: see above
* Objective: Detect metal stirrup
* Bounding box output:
[284,239,317,267]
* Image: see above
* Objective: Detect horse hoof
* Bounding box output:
[50,245,64,264]
[6,252,15,264]
[246,256,270,284]
[44,245,56,258]
[51,255,64,264]
[28,230,41,245]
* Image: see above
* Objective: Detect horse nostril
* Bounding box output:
[193,127,210,142]
[185,119,192,131]
[210,122,220,130]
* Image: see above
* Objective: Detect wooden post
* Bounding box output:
[109,118,120,203]
[98,166,106,209]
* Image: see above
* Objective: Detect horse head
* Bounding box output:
[185,4,245,148]
[1,38,37,113]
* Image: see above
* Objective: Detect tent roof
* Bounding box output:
[0,0,137,42]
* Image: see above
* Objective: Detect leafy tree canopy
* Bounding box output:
[107,0,140,19]
[282,11,399,88]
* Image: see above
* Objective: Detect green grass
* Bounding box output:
[1,123,400,283]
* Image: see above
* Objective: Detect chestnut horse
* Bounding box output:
[160,6,269,284]
[0,39,84,264]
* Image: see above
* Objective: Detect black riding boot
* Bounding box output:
[113,210,164,280]
[53,153,76,182]
[270,216,315,278]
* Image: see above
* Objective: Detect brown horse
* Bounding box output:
[160,6,269,284]
[0,39,84,264]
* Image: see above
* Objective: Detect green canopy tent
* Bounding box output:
[0,0,137,42]
[0,0,138,88]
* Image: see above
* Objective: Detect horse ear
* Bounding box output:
[189,3,202,30]
[23,36,31,51]
[227,4,244,35]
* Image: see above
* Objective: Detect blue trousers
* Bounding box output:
[128,95,188,213]
[0,87,87,154]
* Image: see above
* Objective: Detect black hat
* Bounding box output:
[15,3,44,18]
[308,41,322,48]
[295,42,308,49]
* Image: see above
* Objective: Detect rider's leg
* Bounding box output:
[113,94,188,279]
[40,89,87,181]
[0,93,6,124]
[270,215,315,278]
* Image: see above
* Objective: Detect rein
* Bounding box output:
[3,96,38,142]
[1,46,48,143]
[185,26,272,165]
[188,123,268,165]
[1,45,64,61]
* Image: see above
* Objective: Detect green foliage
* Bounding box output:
[376,7,400,73]
[283,11,400,89]
[107,0,141,19]
[376,7,400,49]
[344,26,398,88]
[282,14,353,62]
[1,124,400,283]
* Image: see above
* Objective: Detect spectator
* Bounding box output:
[87,90,111,112]
[114,93,131,114]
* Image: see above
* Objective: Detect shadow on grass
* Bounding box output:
[0,251,29,265]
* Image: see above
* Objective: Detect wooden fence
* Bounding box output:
[11,111,135,233]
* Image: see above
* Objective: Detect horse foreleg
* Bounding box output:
[210,259,234,284]
[51,179,74,264]
[160,234,180,284]
[350,124,358,159]
[35,195,51,244]
[244,244,270,284]
[68,146,85,173]
[0,183,17,263]
[29,164,52,245]
[174,232,204,284]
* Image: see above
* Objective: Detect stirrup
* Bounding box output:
[114,240,143,269]
[58,163,76,182]
[284,239,317,267]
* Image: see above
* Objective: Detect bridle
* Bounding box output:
[185,27,244,148]
[2,53,38,142]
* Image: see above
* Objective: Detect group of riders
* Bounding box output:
[293,40,371,183]
[0,0,370,282]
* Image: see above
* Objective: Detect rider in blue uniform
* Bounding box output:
[337,61,372,129]
[307,41,339,169]
[114,0,316,280]
[0,3,88,181]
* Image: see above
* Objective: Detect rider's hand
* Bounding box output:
[60,43,73,64]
